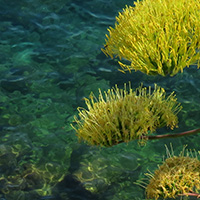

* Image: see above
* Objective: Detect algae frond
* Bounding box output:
[72,84,181,147]
[102,0,200,76]
[146,147,200,199]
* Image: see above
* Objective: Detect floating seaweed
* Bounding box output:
[72,83,181,147]
[102,0,200,76]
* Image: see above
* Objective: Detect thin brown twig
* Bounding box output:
[146,128,200,140]
[179,192,200,198]
[112,128,200,146]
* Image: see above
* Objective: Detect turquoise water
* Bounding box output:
[0,0,200,199]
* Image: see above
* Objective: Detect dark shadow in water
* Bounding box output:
[57,174,99,200]
[55,144,99,200]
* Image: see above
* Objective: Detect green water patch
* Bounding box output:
[0,0,200,199]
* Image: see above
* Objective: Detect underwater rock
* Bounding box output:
[0,144,17,173]
[72,146,142,194]
[1,77,28,93]
[4,190,40,200]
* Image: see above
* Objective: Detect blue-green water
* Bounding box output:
[0,0,200,199]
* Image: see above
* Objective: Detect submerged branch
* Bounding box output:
[146,128,200,140]
[179,192,200,198]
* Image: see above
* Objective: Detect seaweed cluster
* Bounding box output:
[102,0,200,76]
[146,149,200,199]
[73,84,181,147]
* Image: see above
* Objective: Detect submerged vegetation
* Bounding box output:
[72,84,181,147]
[72,0,200,198]
[102,0,200,76]
[145,147,200,199]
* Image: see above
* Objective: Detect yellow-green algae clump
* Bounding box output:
[72,84,181,147]
[146,149,200,199]
[102,0,200,76]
